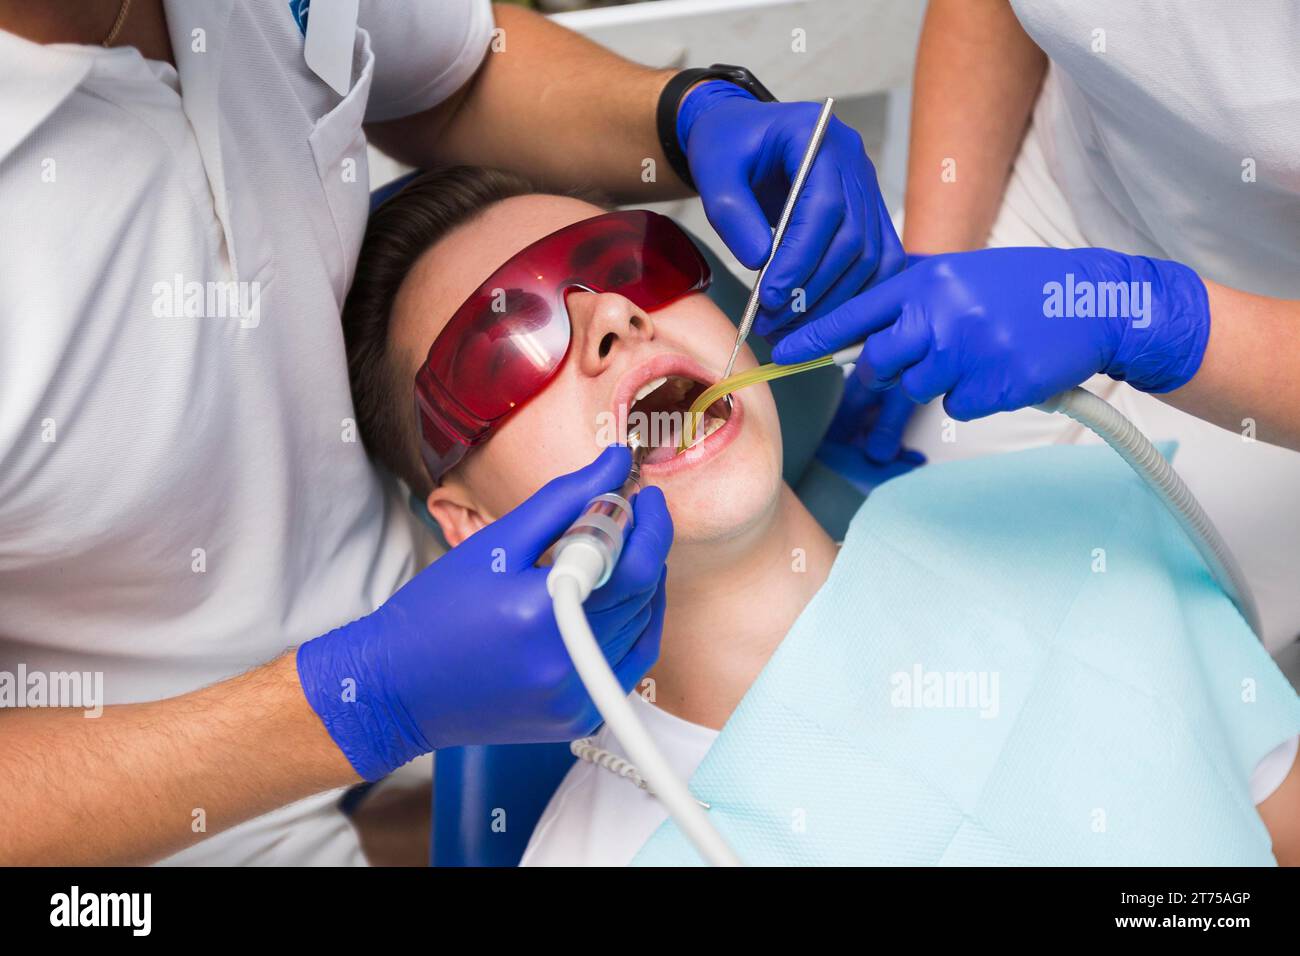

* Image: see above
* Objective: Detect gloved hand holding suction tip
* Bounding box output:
[772,247,1212,418]
[769,241,1300,455]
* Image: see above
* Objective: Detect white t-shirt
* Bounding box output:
[521,696,1296,866]
[521,694,719,867]
[0,0,492,865]
[1010,0,1300,300]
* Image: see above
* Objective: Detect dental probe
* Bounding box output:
[720,96,837,385]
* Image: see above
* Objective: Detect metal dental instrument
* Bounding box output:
[720,96,837,385]
[552,431,649,591]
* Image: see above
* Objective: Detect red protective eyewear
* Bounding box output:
[415,210,712,483]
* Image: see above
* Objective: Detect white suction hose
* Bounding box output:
[837,337,1261,637]
[548,551,743,867]
[1034,387,1262,638]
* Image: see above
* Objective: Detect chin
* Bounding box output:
[648,426,785,546]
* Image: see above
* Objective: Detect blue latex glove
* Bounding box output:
[829,369,926,460]
[825,253,932,462]
[297,446,672,780]
[816,372,925,493]
[773,247,1211,420]
[816,440,926,494]
[678,81,905,338]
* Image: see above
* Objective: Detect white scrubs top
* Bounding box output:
[905,0,1300,649]
[1012,0,1300,301]
[0,0,492,865]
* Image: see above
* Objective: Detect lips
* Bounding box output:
[611,353,742,476]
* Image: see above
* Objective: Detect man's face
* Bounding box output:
[391,194,784,548]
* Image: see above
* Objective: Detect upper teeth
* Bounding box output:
[633,377,667,402]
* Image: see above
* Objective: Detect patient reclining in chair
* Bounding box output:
[341,166,1300,867]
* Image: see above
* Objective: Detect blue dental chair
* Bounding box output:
[366,173,865,865]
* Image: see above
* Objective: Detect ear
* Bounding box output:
[426,480,493,548]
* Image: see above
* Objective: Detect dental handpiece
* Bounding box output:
[544,433,742,865]
[549,435,650,597]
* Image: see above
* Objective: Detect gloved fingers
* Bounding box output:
[941,382,994,422]
[863,385,919,464]
[612,572,668,695]
[825,363,880,444]
[814,439,926,494]
[872,191,908,284]
[758,144,850,324]
[861,300,932,386]
[763,128,904,336]
[771,247,880,343]
[899,348,961,407]
[770,268,913,364]
[590,595,655,671]
[943,371,1034,421]
[585,486,673,614]
[693,153,771,270]
[485,445,632,568]
[758,170,869,338]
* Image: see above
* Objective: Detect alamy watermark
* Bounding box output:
[0,664,104,717]
[152,273,261,328]
[890,663,1000,719]
[50,886,150,936]
[1043,273,1150,329]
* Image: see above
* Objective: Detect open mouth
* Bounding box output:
[627,374,733,465]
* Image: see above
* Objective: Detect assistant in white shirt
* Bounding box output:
[0,0,492,865]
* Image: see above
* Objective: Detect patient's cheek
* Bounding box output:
[470,403,598,517]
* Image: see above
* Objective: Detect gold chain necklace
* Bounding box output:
[102,0,133,47]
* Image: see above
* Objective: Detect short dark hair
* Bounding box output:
[341,165,550,499]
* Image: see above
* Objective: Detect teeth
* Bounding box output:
[681,416,726,453]
[633,377,667,402]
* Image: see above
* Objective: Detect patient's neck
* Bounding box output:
[648,485,837,730]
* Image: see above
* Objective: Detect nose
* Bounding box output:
[565,290,655,376]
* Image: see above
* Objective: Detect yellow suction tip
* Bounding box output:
[677,355,837,453]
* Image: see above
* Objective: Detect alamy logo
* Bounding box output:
[1043,273,1150,328]
[152,274,262,328]
[889,663,1000,719]
[50,886,151,936]
[0,665,103,717]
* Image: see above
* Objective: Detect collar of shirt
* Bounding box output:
[0,29,96,164]
[0,1,263,280]
[162,0,241,276]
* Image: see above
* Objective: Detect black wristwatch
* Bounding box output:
[656,63,777,192]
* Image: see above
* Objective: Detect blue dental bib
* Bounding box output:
[634,444,1299,866]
